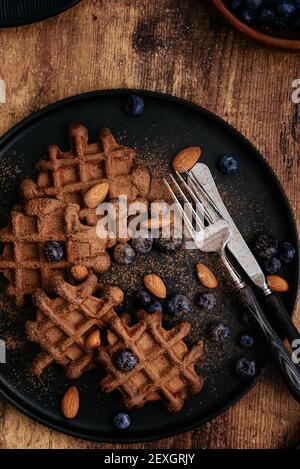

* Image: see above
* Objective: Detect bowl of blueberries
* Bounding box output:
[211,0,300,49]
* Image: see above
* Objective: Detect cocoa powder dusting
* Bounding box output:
[0,126,269,416]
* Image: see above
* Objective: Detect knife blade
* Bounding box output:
[190,163,268,291]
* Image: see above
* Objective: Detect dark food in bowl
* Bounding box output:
[226,0,300,37]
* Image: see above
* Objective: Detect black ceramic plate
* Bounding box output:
[0,90,298,443]
[0,0,81,28]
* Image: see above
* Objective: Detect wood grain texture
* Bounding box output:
[0,0,299,449]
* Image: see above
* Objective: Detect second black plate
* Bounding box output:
[0,0,81,28]
[0,90,298,442]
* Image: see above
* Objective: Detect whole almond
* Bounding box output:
[71,265,89,281]
[143,273,167,299]
[267,275,289,293]
[85,330,101,349]
[196,263,217,289]
[84,182,109,208]
[172,146,202,173]
[61,386,79,419]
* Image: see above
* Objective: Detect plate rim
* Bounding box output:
[0,0,82,28]
[0,88,298,443]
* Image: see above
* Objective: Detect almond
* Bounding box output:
[267,275,289,293]
[196,263,217,289]
[104,285,124,305]
[71,265,89,281]
[85,329,101,349]
[143,212,174,230]
[143,273,167,299]
[61,386,79,419]
[284,338,292,354]
[172,146,202,173]
[84,182,109,208]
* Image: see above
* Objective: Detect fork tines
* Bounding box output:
[164,168,224,239]
[164,175,201,238]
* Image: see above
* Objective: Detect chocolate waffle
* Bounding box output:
[0,198,111,306]
[19,125,150,207]
[99,310,204,412]
[26,275,124,378]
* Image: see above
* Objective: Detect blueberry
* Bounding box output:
[167,294,191,317]
[245,0,263,9]
[237,8,256,24]
[240,334,254,349]
[114,412,131,430]
[198,291,216,311]
[253,234,278,259]
[236,357,256,379]
[154,231,183,253]
[263,257,282,274]
[219,154,238,175]
[276,2,296,17]
[125,95,144,116]
[44,241,65,262]
[147,300,163,313]
[114,349,138,372]
[278,241,295,263]
[210,322,230,343]
[136,289,151,308]
[131,235,153,254]
[258,8,276,23]
[113,243,136,265]
[228,0,243,10]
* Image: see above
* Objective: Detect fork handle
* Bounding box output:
[263,292,300,346]
[238,285,300,402]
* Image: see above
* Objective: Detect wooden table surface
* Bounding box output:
[0,0,299,450]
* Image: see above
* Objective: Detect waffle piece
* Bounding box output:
[147,177,173,203]
[26,275,124,378]
[0,198,111,306]
[99,310,204,412]
[20,125,144,206]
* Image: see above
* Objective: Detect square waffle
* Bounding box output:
[99,310,204,412]
[26,275,124,379]
[20,125,138,206]
[0,198,111,306]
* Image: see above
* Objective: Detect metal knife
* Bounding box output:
[190,163,300,348]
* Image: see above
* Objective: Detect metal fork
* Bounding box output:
[164,171,300,403]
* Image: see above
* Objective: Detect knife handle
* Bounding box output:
[263,293,300,346]
[238,285,300,403]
